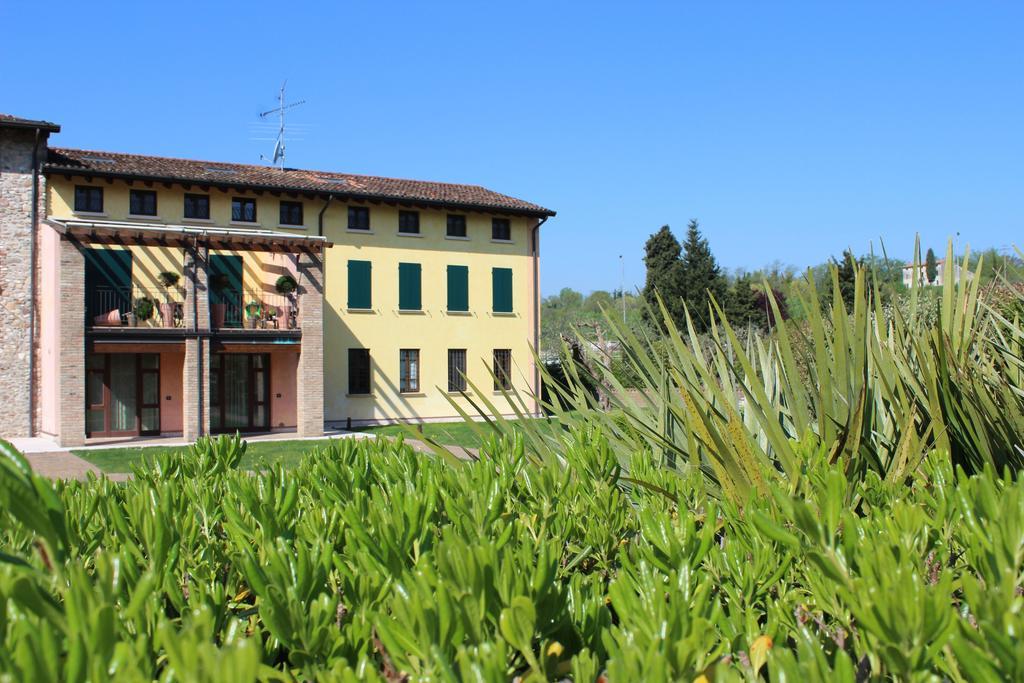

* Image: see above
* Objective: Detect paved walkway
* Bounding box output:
[24,451,131,482]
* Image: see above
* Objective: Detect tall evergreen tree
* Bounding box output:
[723,274,761,328]
[679,220,728,333]
[925,247,938,284]
[833,249,859,309]
[641,225,686,328]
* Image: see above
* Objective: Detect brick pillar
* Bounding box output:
[182,245,210,441]
[56,237,85,447]
[296,250,324,436]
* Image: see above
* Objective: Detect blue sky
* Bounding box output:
[2,1,1021,295]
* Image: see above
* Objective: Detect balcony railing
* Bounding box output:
[87,286,298,330]
[210,289,298,330]
[88,286,185,328]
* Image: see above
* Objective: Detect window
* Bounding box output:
[74,185,103,213]
[492,267,513,313]
[398,263,422,311]
[398,210,420,234]
[184,193,210,219]
[492,218,511,241]
[448,349,467,392]
[348,206,370,231]
[347,260,372,309]
[129,189,157,216]
[400,349,420,393]
[447,265,469,312]
[348,349,371,395]
[231,197,257,222]
[446,214,467,238]
[493,349,512,391]
[279,200,303,226]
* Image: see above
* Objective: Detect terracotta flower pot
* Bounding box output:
[211,303,227,328]
[160,302,178,328]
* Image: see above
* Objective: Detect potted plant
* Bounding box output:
[276,274,298,329]
[158,271,181,288]
[158,271,182,327]
[210,273,230,328]
[133,296,155,327]
[244,301,263,329]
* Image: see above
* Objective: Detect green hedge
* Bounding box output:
[1,433,1021,681]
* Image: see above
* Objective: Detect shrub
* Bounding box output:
[0,435,1022,680]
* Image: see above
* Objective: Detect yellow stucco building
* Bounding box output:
[0,113,553,445]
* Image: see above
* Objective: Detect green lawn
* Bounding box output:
[353,420,495,449]
[74,420,504,473]
[74,438,346,473]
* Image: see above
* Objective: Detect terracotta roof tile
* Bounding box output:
[44,147,554,217]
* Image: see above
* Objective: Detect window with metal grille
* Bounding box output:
[448,349,467,392]
[279,200,303,226]
[184,193,210,219]
[492,218,511,241]
[446,214,467,238]
[400,349,420,393]
[493,349,512,391]
[129,189,157,216]
[399,210,420,234]
[348,349,371,395]
[348,206,370,230]
[232,197,257,222]
[74,185,103,213]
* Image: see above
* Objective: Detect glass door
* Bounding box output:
[84,353,161,437]
[211,353,270,433]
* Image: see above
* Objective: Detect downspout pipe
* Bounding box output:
[317,195,333,237]
[27,127,42,436]
[531,215,548,416]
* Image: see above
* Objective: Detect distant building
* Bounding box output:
[902,259,964,287]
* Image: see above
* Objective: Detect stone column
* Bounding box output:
[295,250,324,436]
[56,237,85,447]
[0,127,41,437]
[182,245,210,441]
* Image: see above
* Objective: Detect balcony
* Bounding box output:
[87,286,300,332]
[209,289,297,330]
[88,285,185,329]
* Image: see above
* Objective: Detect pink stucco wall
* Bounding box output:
[270,351,298,429]
[160,352,184,433]
[37,225,60,436]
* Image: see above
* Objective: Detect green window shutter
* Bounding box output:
[447,265,469,312]
[492,267,513,313]
[348,260,372,309]
[398,263,422,311]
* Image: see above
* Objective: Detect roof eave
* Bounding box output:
[0,119,61,134]
[42,165,556,219]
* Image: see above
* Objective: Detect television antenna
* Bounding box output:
[259,81,305,168]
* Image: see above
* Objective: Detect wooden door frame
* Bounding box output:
[85,353,161,438]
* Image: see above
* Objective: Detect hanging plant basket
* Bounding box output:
[275,274,298,295]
